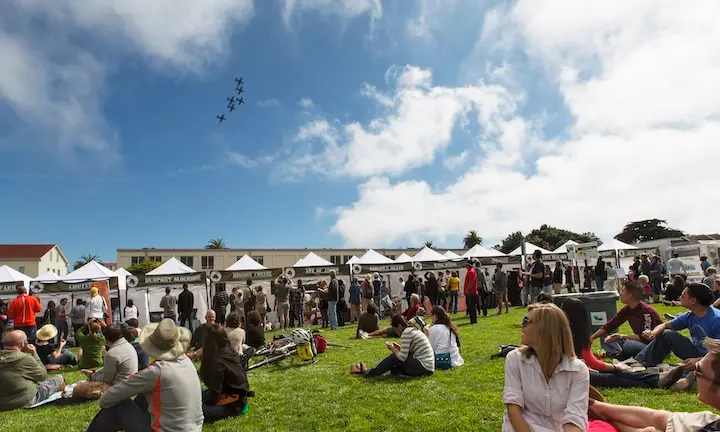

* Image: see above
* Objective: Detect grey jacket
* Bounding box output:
[99,355,203,431]
[91,338,138,386]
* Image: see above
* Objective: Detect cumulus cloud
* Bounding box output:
[282,0,382,27]
[442,151,468,169]
[327,1,720,247]
[257,98,281,108]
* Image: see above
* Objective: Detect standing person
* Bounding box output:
[40,301,56,327]
[372,273,382,320]
[424,271,439,307]
[464,261,479,324]
[524,250,545,304]
[629,257,641,281]
[123,299,138,322]
[348,278,362,323]
[160,287,178,323]
[178,284,195,332]
[447,271,460,314]
[493,263,509,315]
[337,279,347,327]
[361,274,374,313]
[327,271,340,330]
[701,254,711,275]
[274,277,290,330]
[70,298,86,342]
[7,285,42,343]
[594,257,606,291]
[552,261,564,294]
[85,319,204,432]
[54,298,69,344]
[542,265,553,295]
[502,303,589,431]
[86,287,108,321]
[649,254,664,303]
[0,299,7,349]
[212,284,230,326]
[253,286,267,326]
[403,274,417,309]
[565,264,575,293]
[475,261,489,317]
[667,252,687,281]
[242,279,255,328]
[289,279,305,328]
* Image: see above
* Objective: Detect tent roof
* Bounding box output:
[293,252,333,267]
[394,253,413,263]
[357,249,395,264]
[412,246,447,262]
[0,265,32,283]
[147,257,196,275]
[34,271,61,282]
[509,242,552,256]
[599,239,637,251]
[115,268,131,277]
[346,256,360,265]
[462,244,505,258]
[226,255,267,271]
[553,240,579,253]
[64,261,117,281]
[443,250,461,259]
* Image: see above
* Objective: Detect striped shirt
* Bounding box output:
[397,327,435,373]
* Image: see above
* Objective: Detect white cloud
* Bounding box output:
[327,2,720,247]
[257,98,281,108]
[228,152,260,168]
[298,98,314,108]
[282,0,382,27]
[442,151,468,169]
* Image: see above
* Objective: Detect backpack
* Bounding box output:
[313,334,327,354]
[296,343,315,361]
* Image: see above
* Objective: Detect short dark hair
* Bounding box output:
[247,310,262,327]
[687,283,713,307]
[76,298,84,305]
[123,326,138,343]
[390,314,408,328]
[165,287,171,294]
[125,318,139,328]
[496,262,503,268]
[105,324,123,343]
[623,281,645,301]
[535,293,553,304]
[182,283,188,290]
[366,303,377,314]
[226,313,241,328]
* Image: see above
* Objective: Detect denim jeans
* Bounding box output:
[635,329,706,367]
[87,395,151,432]
[48,349,77,366]
[465,294,478,324]
[373,296,382,320]
[178,313,194,332]
[366,353,433,377]
[449,291,459,313]
[600,338,648,360]
[328,301,338,330]
[590,370,659,389]
[18,325,37,344]
[55,320,69,344]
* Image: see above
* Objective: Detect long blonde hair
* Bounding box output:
[520,303,576,380]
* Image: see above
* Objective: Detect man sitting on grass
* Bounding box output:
[589,337,720,431]
[356,303,379,339]
[83,323,138,386]
[0,330,66,411]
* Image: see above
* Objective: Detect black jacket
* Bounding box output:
[178,289,194,315]
[425,277,438,297]
[202,347,250,406]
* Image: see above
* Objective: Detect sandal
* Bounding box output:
[350,363,366,374]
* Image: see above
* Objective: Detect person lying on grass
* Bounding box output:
[357,294,425,340]
[589,337,720,431]
[351,314,435,378]
[503,303,589,432]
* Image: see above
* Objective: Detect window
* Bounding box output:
[180,256,195,267]
[329,255,342,265]
[251,256,264,266]
[385,254,396,260]
[149,256,162,262]
[201,256,215,270]
[56,252,59,262]
[19,266,25,273]
[131,256,145,265]
[342,255,353,264]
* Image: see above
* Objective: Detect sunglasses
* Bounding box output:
[695,363,720,386]
[521,316,533,328]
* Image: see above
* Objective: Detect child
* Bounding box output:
[638,275,652,302]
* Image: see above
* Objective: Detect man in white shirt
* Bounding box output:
[667,252,687,280]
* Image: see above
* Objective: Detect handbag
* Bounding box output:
[434,329,454,370]
[266,299,271,313]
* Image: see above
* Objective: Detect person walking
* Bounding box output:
[159,287,178,323]
[178,284,195,332]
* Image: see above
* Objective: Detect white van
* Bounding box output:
[667,243,720,283]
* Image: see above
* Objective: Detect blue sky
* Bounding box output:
[1,1,718,267]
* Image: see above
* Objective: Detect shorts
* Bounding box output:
[385,327,398,338]
[277,302,290,316]
[25,375,64,407]
[666,411,720,432]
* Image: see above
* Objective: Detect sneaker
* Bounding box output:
[670,372,697,392]
[359,330,369,340]
[658,366,685,389]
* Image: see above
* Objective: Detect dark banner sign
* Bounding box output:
[127,272,206,288]
[352,263,413,274]
[209,268,283,283]
[618,248,660,258]
[286,265,350,279]
[0,281,21,294]
[29,278,118,295]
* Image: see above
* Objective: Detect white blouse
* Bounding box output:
[502,349,589,432]
[428,324,464,367]
[124,306,138,320]
[86,295,107,319]
[225,327,245,355]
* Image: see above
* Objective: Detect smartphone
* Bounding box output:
[384,340,392,346]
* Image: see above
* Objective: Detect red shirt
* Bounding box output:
[7,294,42,327]
[402,304,419,320]
[464,268,478,295]
[581,346,611,372]
[600,301,662,342]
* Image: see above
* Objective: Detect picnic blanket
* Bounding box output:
[27,382,79,409]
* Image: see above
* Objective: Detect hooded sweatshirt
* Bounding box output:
[0,349,47,411]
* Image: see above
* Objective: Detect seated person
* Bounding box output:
[122,320,149,370]
[224,313,245,355]
[637,275,651,301]
[0,330,66,411]
[663,275,686,304]
[356,303,380,339]
[424,305,464,368]
[188,310,217,361]
[85,319,203,432]
[244,311,265,350]
[350,314,435,378]
[634,283,720,367]
[534,292,553,304]
[359,299,424,340]
[199,324,251,422]
[34,324,77,366]
[589,338,720,431]
[402,294,421,320]
[591,281,663,360]
[83,324,138,386]
[503,303,589,432]
[77,318,107,370]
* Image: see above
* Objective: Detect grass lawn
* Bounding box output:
[0,302,715,431]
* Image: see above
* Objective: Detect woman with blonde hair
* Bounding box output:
[86,287,108,321]
[502,302,589,431]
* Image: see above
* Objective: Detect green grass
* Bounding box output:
[0,302,714,431]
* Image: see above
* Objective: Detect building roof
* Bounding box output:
[0,244,56,260]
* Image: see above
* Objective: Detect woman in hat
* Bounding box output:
[34,324,77,366]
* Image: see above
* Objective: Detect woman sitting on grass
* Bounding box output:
[350,314,435,378]
[244,311,265,349]
[503,303,589,431]
[424,306,463,368]
[199,323,252,422]
[561,297,684,390]
[357,295,425,340]
[77,318,106,369]
[34,324,77,366]
[225,313,245,355]
[356,303,379,338]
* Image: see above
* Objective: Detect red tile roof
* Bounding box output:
[0,244,56,259]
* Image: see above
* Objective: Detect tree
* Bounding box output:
[205,238,228,249]
[463,230,483,249]
[73,254,101,270]
[615,219,685,244]
[424,240,434,248]
[498,231,524,254]
[127,259,162,275]
[525,224,600,251]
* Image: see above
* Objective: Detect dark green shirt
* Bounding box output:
[76,324,105,369]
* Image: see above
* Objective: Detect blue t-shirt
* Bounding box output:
[670,307,720,351]
[349,283,361,305]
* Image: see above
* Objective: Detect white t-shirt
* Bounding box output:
[225,327,246,355]
[86,295,107,319]
[428,324,464,367]
[124,305,139,320]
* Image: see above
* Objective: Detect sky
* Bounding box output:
[2,0,720,266]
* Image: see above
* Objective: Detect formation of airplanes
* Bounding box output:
[218,77,245,123]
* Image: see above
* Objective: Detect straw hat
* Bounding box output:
[36,324,58,342]
[139,319,191,361]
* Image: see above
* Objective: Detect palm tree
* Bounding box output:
[74,254,101,270]
[424,240,434,248]
[463,230,483,249]
[205,238,228,249]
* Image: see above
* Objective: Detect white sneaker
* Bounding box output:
[359,330,369,340]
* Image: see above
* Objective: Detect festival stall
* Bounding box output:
[0,265,33,301]
[599,239,638,270]
[394,253,413,263]
[443,250,461,259]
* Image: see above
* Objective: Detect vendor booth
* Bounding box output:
[0,265,33,301]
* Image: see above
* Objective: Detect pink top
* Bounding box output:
[580,347,613,372]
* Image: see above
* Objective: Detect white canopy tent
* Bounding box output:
[64,261,118,281]
[509,242,552,256]
[293,252,333,267]
[357,249,395,264]
[462,245,506,258]
[346,256,360,265]
[395,253,413,263]
[115,268,131,278]
[599,239,637,252]
[226,255,266,271]
[34,271,61,282]
[553,240,579,254]
[0,265,33,300]
[412,247,447,262]
[443,250,461,259]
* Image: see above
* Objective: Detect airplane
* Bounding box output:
[235,77,243,86]
[237,97,245,104]
[226,96,235,104]
[217,114,226,123]
[228,104,236,112]
[235,86,244,95]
